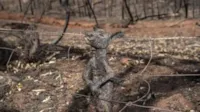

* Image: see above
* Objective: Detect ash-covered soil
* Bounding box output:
[0,19,200,112]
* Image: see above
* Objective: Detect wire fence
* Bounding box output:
[0,27,199,40]
[0,26,199,112]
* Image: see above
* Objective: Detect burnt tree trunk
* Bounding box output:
[174,0,182,13]
[175,0,177,11]
[23,0,34,21]
[151,0,154,19]
[86,0,99,28]
[121,0,125,20]
[198,0,200,15]
[30,2,34,15]
[77,0,81,17]
[156,0,160,19]
[53,0,70,45]
[18,0,22,12]
[103,0,107,17]
[86,1,92,18]
[143,0,147,18]
[192,0,195,18]
[0,2,3,10]
[84,1,87,16]
[183,0,189,18]
[110,0,114,17]
[35,0,41,9]
[47,0,53,10]
[37,1,47,22]
[123,0,134,27]
[133,0,139,20]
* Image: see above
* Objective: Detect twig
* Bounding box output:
[52,1,71,45]
[119,102,132,112]
[138,39,153,76]
[6,50,14,67]
[46,51,60,61]
[133,40,152,103]
[119,79,151,112]
[120,39,153,112]
[67,46,71,62]
[134,39,153,103]
[39,107,55,112]
[133,80,150,103]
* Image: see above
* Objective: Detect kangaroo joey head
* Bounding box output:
[85,29,111,49]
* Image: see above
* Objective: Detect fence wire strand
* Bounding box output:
[74,93,181,112]
[0,27,199,41]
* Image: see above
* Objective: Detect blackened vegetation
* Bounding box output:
[52,0,71,45]
[53,0,100,45]
[18,31,40,62]
[0,1,4,10]
[2,23,33,30]
[2,0,200,28]
[23,0,35,19]
[183,0,189,18]
[0,23,41,63]
[18,30,63,63]
[0,22,65,65]
[0,38,12,70]
[11,24,41,62]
